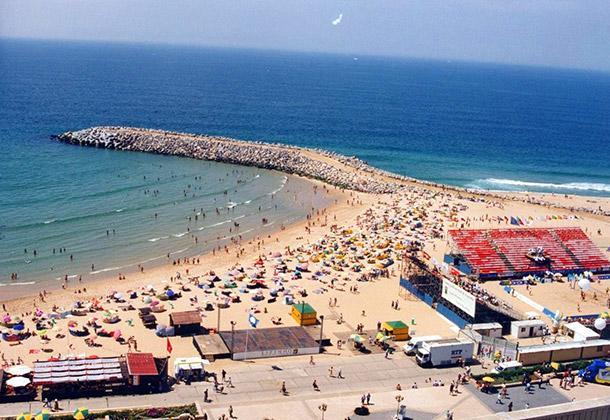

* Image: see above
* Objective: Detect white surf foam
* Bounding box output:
[148,236,169,242]
[44,219,56,224]
[0,281,36,287]
[472,178,610,193]
[90,266,121,274]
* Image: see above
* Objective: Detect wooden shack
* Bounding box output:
[169,310,203,335]
[290,303,317,326]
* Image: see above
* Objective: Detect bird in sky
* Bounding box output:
[332,13,343,26]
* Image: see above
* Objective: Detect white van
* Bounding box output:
[491,360,523,374]
[402,335,442,355]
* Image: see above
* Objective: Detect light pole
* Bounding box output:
[395,395,404,416]
[318,403,327,420]
[217,302,221,331]
[230,321,236,360]
[318,315,325,353]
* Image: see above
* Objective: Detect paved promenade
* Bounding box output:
[1,352,606,419]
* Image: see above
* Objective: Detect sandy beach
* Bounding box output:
[1,155,609,370]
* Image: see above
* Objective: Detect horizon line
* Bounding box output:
[2,35,609,76]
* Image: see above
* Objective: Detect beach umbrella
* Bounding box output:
[16,413,32,420]
[594,318,607,331]
[6,364,31,376]
[7,376,31,387]
[349,334,363,343]
[166,289,175,298]
[482,377,495,383]
[143,296,152,304]
[13,323,25,331]
[34,411,50,420]
[578,277,591,291]
[73,407,89,419]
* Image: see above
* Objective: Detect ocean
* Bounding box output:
[1,39,609,295]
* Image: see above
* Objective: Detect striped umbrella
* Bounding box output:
[34,411,50,420]
[73,407,89,419]
[16,413,32,420]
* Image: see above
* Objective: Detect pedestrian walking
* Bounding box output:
[449,382,454,396]
[222,369,227,382]
[313,380,319,391]
[496,392,503,404]
[329,366,334,377]
[280,380,287,395]
[228,406,234,419]
[310,355,315,365]
[337,368,343,379]
[361,394,366,405]
[366,393,371,405]
[508,402,513,412]
[203,388,209,402]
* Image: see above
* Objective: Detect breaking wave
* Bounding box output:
[470,178,610,193]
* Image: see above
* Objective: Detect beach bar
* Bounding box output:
[290,303,317,326]
[32,356,126,395]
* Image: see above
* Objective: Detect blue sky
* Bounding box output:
[1,0,609,71]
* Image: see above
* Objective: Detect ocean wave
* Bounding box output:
[115,208,126,213]
[471,178,610,193]
[207,219,232,228]
[148,236,169,242]
[227,201,238,209]
[172,232,189,238]
[44,219,56,224]
[0,281,36,287]
[90,266,121,274]
[268,176,288,196]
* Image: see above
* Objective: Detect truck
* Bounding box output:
[415,339,474,368]
[402,335,443,355]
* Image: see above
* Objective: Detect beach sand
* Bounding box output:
[1,155,610,371]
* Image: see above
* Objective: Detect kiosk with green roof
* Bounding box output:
[291,303,317,326]
[382,320,410,341]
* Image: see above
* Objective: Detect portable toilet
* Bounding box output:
[291,303,317,326]
[382,320,410,341]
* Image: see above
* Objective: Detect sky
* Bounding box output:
[1,0,609,71]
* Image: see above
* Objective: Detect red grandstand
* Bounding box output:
[448,227,610,279]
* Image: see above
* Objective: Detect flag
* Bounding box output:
[248,313,259,328]
[166,337,173,354]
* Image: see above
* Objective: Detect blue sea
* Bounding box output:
[1,39,609,297]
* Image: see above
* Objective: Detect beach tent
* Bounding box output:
[290,303,317,326]
[382,321,410,341]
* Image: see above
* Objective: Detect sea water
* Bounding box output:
[1,39,609,295]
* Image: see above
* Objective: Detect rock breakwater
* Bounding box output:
[55,126,400,194]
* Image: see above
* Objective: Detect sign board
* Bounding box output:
[442,278,476,317]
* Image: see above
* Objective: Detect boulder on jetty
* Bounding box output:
[55,126,401,194]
